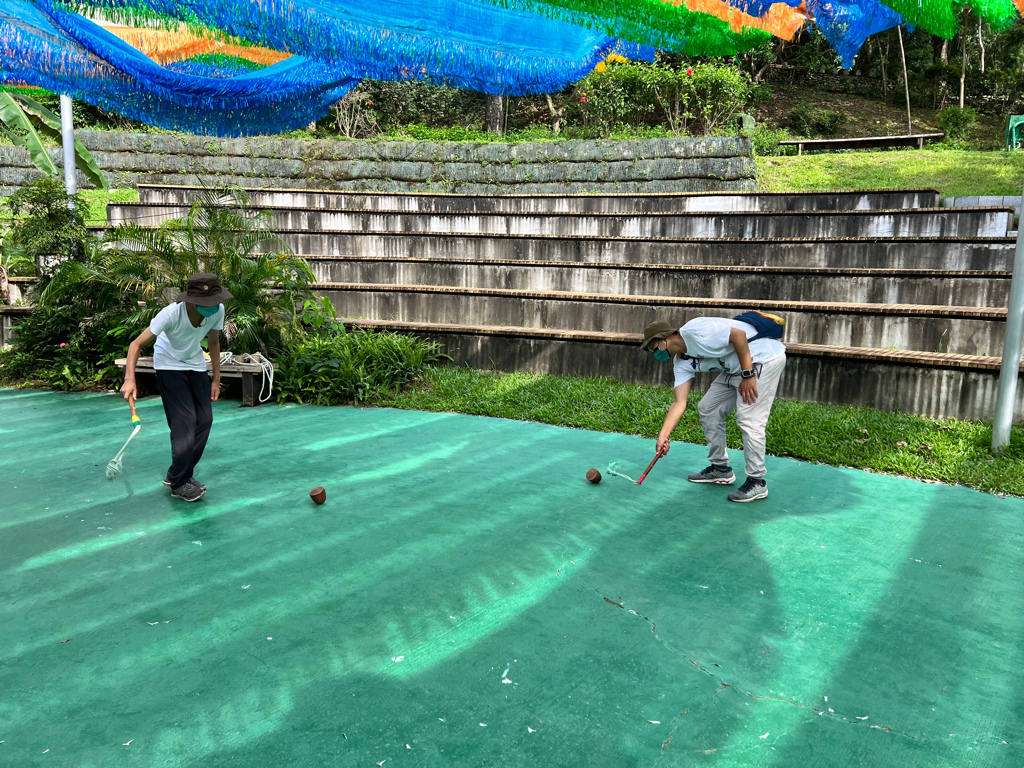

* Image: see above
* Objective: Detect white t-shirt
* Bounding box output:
[672,317,786,388]
[150,302,224,372]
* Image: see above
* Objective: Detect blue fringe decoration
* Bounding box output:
[725,0,902,68]
[1,0,668,134]
[807,0,903,69]
[0,0,357,135]
[166,57,267,79]
[6,0,1003,135]
[53,0,633,93]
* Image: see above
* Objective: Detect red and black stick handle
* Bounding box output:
[637,453,662,485]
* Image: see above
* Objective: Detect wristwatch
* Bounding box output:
[740,368,756,379]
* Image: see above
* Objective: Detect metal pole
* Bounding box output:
[59,94,76,198]
[992,188,1024,451]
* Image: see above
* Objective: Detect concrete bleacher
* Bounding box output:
[109,202,1013,239]
[95,185,1024,420]
[133,187,943,213]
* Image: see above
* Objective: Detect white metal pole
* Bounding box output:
[992,189,1024,451]
[59,94,77,198]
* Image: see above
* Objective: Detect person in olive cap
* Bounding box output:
[641,316,786,503]
[120,273,232,502]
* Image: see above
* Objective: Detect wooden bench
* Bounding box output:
[780,132,945,155]
[115,355,276,407]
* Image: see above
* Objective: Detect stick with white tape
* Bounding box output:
[106,397,141,480]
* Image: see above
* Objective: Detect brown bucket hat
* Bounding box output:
[640,320,675,349]
[175,273,233,307]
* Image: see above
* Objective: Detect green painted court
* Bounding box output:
[2,389,1022,767]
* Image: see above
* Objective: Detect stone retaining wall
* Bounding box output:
[0,132,755,197]
[945,195,1022,216]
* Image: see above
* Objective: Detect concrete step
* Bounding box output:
[106,203,1014,240]
[247,231,1015,272]
[85,225,1019,271]
[136,184,942,213]
[0,306,30,347]
[315,282,1007,357]
[309,256,1011,308]
[339,318,1024,421]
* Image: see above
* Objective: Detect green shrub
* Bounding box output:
[569,62,751,136]
[396,123,493,142]
[681,63,752,136]
[937,106,978,141]
[275,327,445,405]
[0,186,314,390]
[373,124,674,143]
[0,292,145,389]
[59,185,315,355]
[570,63,651,134]
[0,225,35,304]
[752,124,794,156]
[786,105,847,138]
[4,177,89,265]
[358,80,485,130]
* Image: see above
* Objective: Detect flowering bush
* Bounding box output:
[569,62,751,136]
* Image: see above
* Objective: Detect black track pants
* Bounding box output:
[156,369,213,489]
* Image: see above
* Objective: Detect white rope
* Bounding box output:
[219,351,275,403]
[106,423,141,480]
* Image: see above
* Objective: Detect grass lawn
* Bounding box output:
[79,187,138,224]
[375,366,1024,497]
[0,187,137,227]
[757,148,1024,198]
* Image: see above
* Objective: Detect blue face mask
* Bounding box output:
[195,304,220,318]
[651,347,671,362]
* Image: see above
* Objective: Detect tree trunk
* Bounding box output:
[544,94,563,134]
[882,37,890,104]
[960,23,967,109]
[978,18,985,74]
[485,94,504,136]
[898,27,912,134]
[935,37,950,108]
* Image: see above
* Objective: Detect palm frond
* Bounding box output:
[86,184,315,353]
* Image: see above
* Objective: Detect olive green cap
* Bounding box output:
[641,320,675,350]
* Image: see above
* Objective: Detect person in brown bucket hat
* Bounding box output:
[641,313,787,503]
[120,273,233,502]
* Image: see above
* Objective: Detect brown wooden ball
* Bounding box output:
[586,468,601,484]
[310,486,327,505]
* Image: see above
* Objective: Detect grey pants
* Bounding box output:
[696,354,786,479]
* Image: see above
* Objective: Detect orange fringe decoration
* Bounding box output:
[665,0,806,41]
[105,26,291,66]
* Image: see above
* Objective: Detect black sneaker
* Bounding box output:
[728,477,768,503]
[171,479,206,502]
[164,475,206,491]
[688,465,736,484]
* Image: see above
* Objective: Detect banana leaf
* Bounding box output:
[0,92,59,178]
[13,93,109,190]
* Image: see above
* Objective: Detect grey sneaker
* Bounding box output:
[164,475,206,491]
[688,464,736,484]
[728,478,768,503]
[171,479,206,502]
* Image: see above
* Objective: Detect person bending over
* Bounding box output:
[120,273,231,502]
[641,315,786,503]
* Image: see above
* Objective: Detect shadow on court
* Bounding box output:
[1,389,1021,767]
